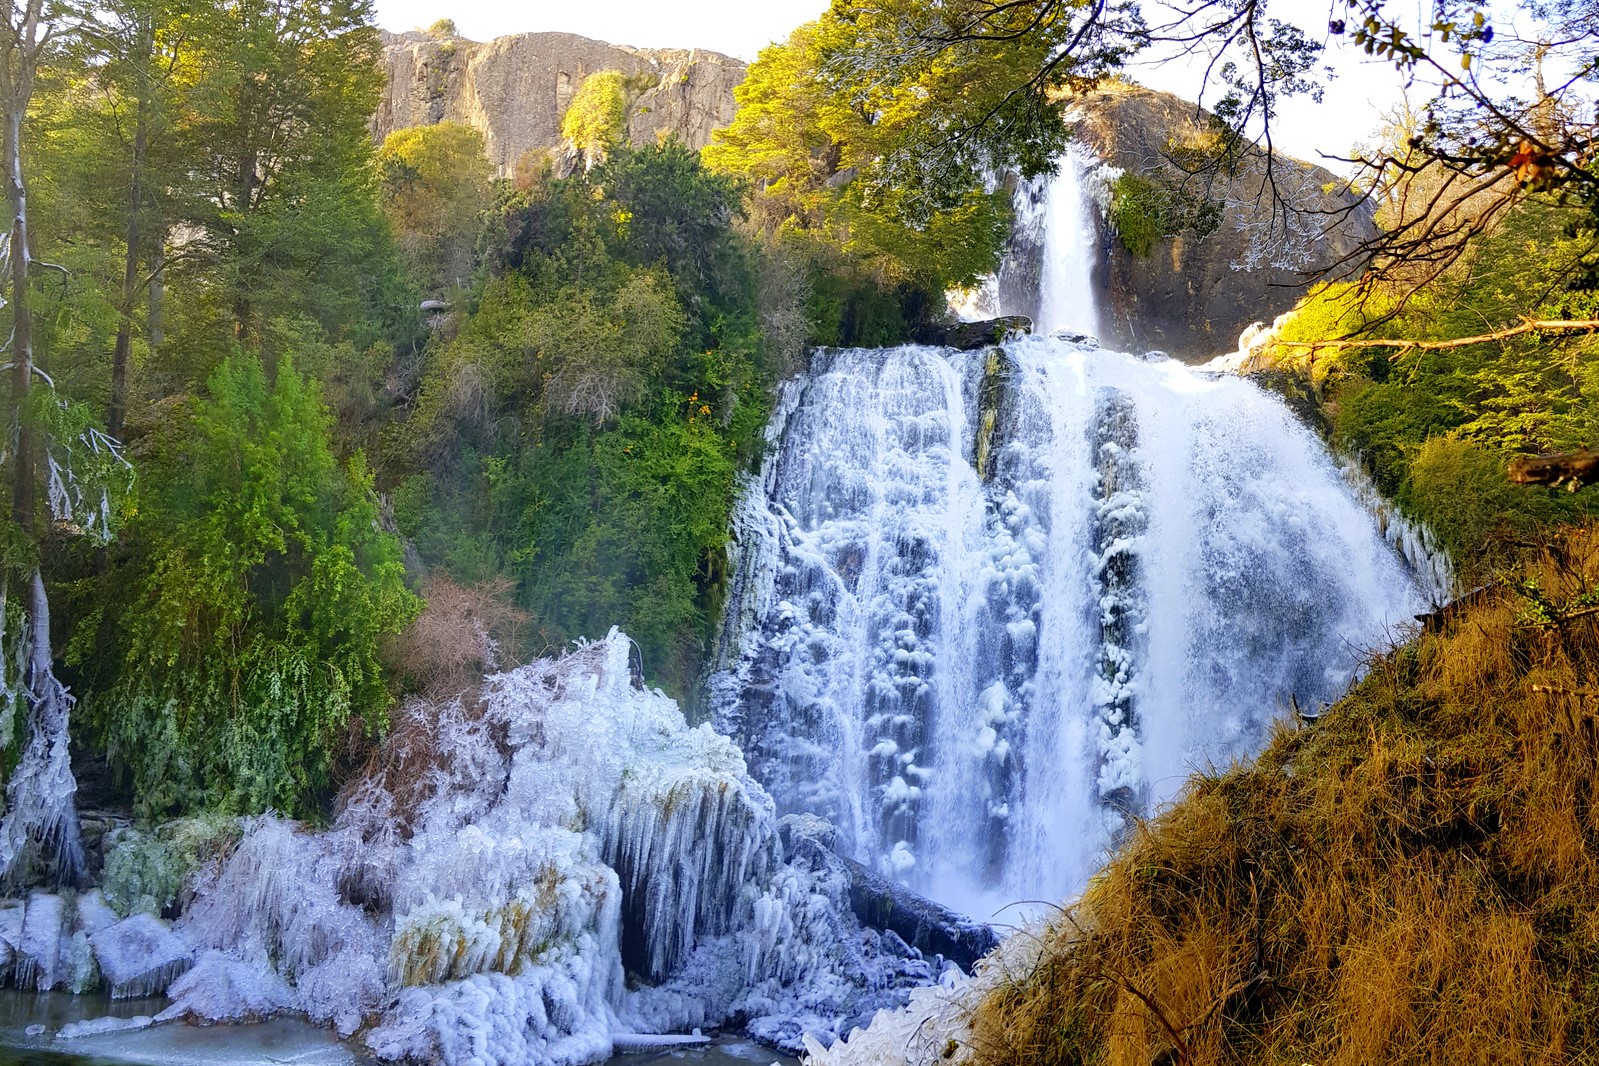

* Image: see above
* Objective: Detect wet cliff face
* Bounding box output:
[1066,84,1378,361]
[375,29,744,175]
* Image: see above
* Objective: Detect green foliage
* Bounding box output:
[1264,201,1599,582]
[1403,436,1558,581]
[561,70,657,169]
[391,143,768,698]
[704,19,1011,329]
[379,122,494,291]
[83,354,419,818]
[1107,172,1225,256]
[100,815,242,917]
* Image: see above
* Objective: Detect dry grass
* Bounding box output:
[969,526,1599,1066]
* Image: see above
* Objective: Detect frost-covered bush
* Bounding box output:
[100,816,242,919]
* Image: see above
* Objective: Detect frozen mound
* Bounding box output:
[151,630,944,1064]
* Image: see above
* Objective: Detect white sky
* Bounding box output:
[370,0,1412,167]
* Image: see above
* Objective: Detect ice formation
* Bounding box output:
[710,335,1428,919]
[0,630,919,1064]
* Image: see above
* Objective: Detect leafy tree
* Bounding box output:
[389,144,770,698]
[378,122,493,292]
[705,20,1011,298]
[87,354,418,817]
[176,0,387,343]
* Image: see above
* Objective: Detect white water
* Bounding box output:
[710,152,1427,919]
[1035,148,1103,338]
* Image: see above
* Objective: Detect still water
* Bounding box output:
[0,993,796,1066]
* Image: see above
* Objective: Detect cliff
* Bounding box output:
[1069,83,1377,360]
[375,29,745,175]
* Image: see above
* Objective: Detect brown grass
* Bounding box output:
[969,526,1599,1066]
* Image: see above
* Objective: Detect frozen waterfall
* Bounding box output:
[711,338,1425,918]
[709,152,1427,919]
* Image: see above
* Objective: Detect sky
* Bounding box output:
[370,0,1412,167]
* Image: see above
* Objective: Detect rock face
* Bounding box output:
[375,29,745,175]
[1067,84,1377,361]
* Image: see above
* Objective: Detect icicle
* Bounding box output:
[0,570,85,887]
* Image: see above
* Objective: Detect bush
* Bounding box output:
[1403,435,1555,583]
[84,353,420,818]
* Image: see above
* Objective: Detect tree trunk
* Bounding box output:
[7,104,32,536]
[1509,449,1599,491]
[108,20,152,442]
[0,0,85,887]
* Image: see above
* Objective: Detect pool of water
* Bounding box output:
[0,993,799,1066]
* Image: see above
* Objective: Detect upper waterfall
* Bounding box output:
[710,154,1427,919]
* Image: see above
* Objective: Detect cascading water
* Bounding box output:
[711,155,1428,919]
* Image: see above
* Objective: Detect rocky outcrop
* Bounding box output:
[1068,84,1377,361]
[375,29,744,175]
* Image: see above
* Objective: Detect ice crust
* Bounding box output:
[11,630,940,1065]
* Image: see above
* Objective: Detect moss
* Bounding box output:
[1107,172,1223,257]
[100,815,243,918]
[1108,173,1167,257]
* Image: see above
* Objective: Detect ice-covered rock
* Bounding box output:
[90,912,193,999]
[0,897,23,979]
[56,1014,154,1040]
[156,951,297,1023]
[76,891,119,936]
[17,891,66,990]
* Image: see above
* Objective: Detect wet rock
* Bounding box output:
[914,316,1032,351]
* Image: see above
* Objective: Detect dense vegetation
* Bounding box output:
[0,0,1035,848]
[1255,197,1599,584]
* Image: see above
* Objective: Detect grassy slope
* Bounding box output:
[969,526,1599,1066]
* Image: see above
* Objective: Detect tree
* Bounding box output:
[93,354,417,816]
[179,0,385,343]
[560,69,654,170]
[378,122,493,292]
[705,19,1012,306]
[0,0,134,886]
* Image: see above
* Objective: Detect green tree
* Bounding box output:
[178,0,387,343]
[91,354,418,817]
[705,19,1011,317]
[378,122,494,292]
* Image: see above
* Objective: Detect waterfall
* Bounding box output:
[1035,147,1103,337]
[711,153,1427,919]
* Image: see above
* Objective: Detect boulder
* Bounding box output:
[17,892,66,990]
[781,819,1000,972]
[89,913,193,999]
[915,316,1033,351]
